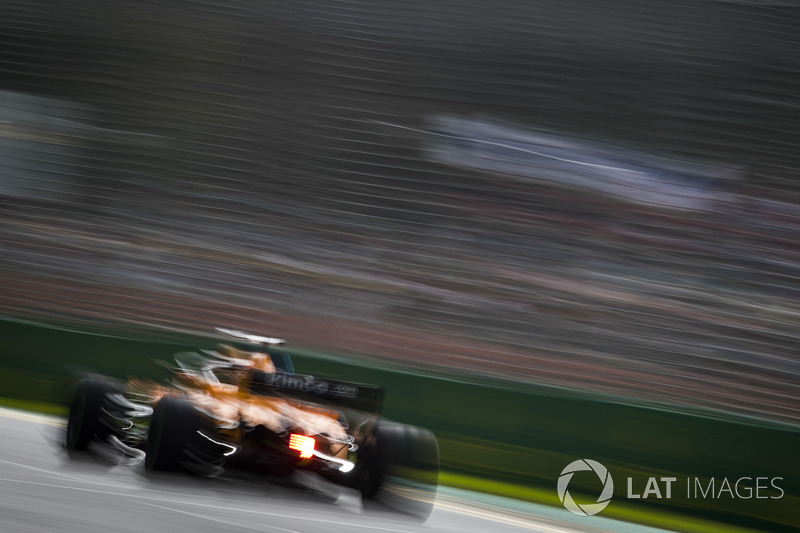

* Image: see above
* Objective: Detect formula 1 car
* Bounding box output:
[64,328,439,519]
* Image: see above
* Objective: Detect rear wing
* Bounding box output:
[215,327,286,346]
[212,327,294,373]
[244,370,385,415]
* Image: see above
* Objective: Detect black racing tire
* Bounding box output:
[65,378,121,452]
[144,396,203,472]
[360,421,439,519]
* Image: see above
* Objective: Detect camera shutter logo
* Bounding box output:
[557,459,614,516]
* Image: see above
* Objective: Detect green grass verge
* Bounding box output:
[0,397,67,417]
[438,472,768,533]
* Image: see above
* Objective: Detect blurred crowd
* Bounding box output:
[1,0,799,423]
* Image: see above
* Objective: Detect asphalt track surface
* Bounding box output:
[0,408,670,533]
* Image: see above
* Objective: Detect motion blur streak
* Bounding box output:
[1,0,799,429]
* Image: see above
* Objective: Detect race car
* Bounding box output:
[64,328,439,519]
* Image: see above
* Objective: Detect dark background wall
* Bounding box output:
[1,318,797,531]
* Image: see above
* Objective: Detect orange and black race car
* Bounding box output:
[64,328,439,519]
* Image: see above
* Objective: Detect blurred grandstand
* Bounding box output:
[1,0,799,423]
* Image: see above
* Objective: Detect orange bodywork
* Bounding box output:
[128,345,349,458]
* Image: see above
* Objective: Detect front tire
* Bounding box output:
[65,378,121,452]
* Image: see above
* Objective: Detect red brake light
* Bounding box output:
[288,434,315,459]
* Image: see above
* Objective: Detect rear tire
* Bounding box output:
[65,378,121,452]
[361,421,439,520]
[144,396,203,472]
